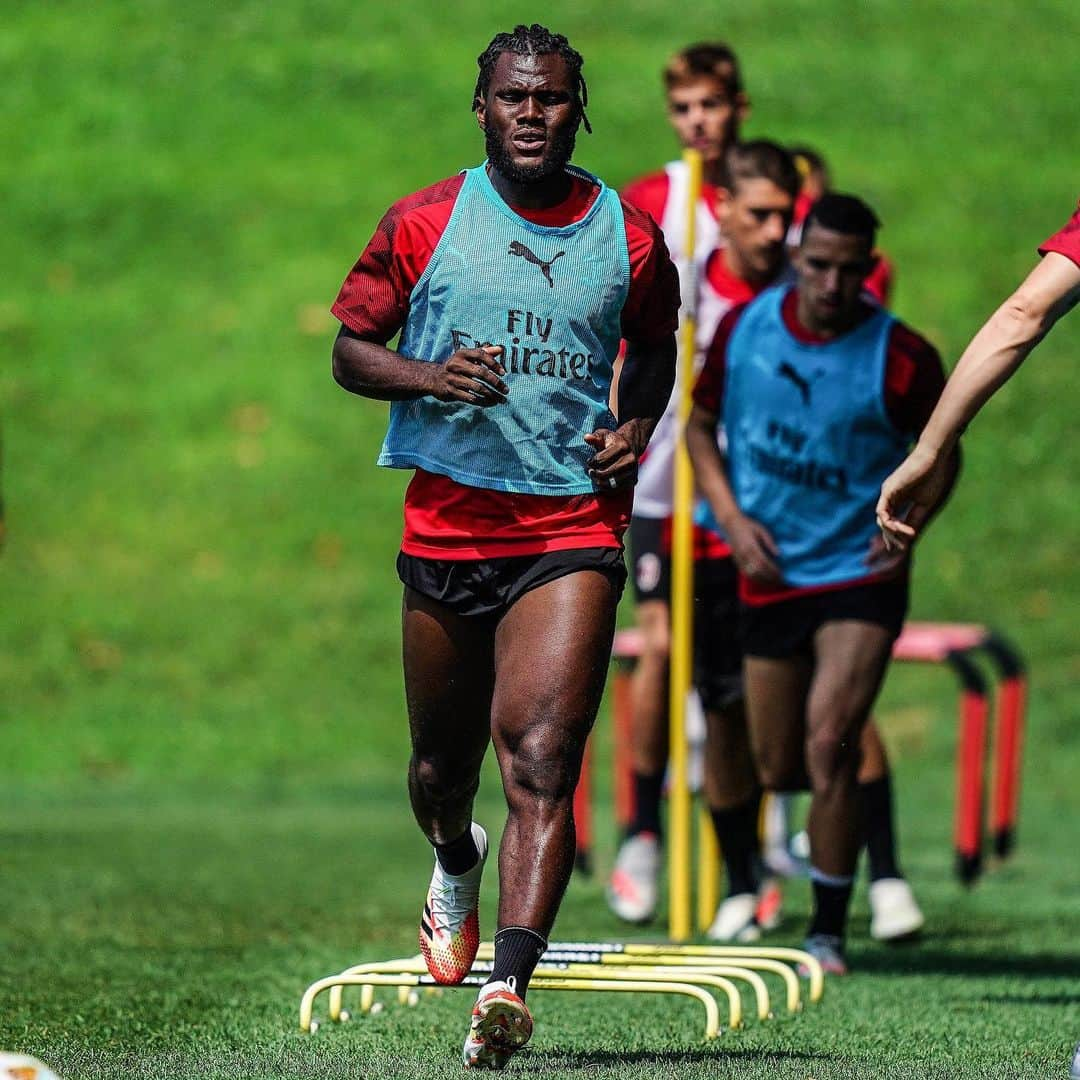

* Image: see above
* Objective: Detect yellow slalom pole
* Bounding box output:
[668,147,703,942]
[697,803,720,932]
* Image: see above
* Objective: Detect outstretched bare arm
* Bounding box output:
[877,251,1080,548]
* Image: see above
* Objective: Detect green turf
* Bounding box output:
[2,0,1079,1076]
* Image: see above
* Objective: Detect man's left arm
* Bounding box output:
[586,334,676,488]
[589,200,681,488]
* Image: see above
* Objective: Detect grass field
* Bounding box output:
[2,1,1079,1077]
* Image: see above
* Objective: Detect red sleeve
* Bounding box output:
[621,170,671,228]
[883,322,947,437]
[692,304,748,413]
[1038,201,1080,268]
[620,199,681,343]
[863,252,895,305]
[330,175,464,343]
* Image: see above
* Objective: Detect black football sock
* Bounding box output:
[434,826,480,876]
[627,768,665,839]
[709,790,763,897]
[807,867,854,940]
[487,926,547,998]
[859,775,903,882]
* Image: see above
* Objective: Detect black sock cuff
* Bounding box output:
[859,774,892,798]
[434,826,480,876]
[709,791,762,897]
[628,768,666,839]
[494,926,547,948]
[859,774,902,882]
[808,875,854,939]
[489,927,548,998]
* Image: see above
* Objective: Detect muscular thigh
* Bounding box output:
[491,570,620,763]
[807,620,895,742]
[402,587,495,765]
[743,654,812,791]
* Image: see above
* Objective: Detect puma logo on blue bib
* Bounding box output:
[508,240,566,288]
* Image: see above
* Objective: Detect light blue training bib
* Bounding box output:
[721,286,909,587]
[378,164,631,495]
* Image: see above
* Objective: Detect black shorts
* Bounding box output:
[628,515,669,604]
[397,547,627,618]
[693,556,743,711]
[740,577,910,659]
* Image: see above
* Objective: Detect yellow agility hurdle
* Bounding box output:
[550,941,825,1004]
[324,954,765,1025]
[300,968,725,1040]
[536,950,802,1015]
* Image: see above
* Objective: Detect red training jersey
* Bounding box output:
[332,171,680,558]
[621,169,721,237]
[1038,199,1080,269]
[693,287,947,605]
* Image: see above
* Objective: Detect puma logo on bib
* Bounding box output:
[777,362,814,405]
[508,240,566,288]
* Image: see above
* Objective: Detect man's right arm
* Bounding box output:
[328,181,508,407]
[685,308,782,584]
[331,327,508,405]
[877,248,1080,547]
[913,251,1080,461]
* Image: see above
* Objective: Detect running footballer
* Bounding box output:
[687,194,957,972]
[330,25,678,1069]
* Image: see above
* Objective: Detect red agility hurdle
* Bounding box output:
[575,621,1027,886]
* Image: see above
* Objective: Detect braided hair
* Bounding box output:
[472,24,592,134]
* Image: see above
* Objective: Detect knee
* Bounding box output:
[638,608,671,664]
[506,723,583,807]
[411,752,481,805]
[752,739,803,792]
[805,720,861,790]
[755,753,803,793]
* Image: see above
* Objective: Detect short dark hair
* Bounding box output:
[663,42,743,99]
[473,24,591,134]
[802,192,880,246]
[720,140,801,199]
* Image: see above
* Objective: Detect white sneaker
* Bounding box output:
[419,822,488,984]
[869,877,925,942]
[606,832,660,924]
[462,977,533,1070]
[706,892,761,943]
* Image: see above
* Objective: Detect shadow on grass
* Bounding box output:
[981,993,1080,1006]
[515,1049,833,1071]
[854,948,1080,979]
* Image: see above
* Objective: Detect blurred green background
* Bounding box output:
[2,2,1078,1077]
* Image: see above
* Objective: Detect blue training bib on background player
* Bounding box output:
[720,286,909,587]
[378,164,630,495]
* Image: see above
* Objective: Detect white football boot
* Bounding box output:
[706,891,762,943]
[605,832,661,924]
[419,822,488,984]
[868,877,925,942]
[462,977,533,1070]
